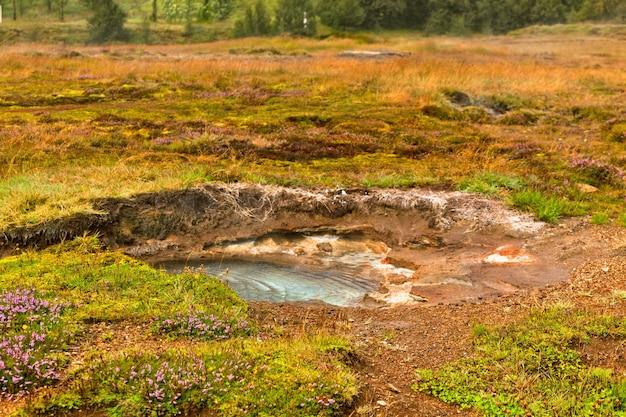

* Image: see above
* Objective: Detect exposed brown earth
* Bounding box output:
[249,237,626,416]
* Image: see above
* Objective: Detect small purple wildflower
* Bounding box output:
[0,289,65,399]
[154,310,255,340]
[571,156,625,186]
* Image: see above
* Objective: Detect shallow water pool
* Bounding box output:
[157,258,380,307]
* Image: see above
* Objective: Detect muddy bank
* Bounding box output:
[1,183,617,305]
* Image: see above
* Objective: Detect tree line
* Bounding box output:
[237,0,626,36]
[2,0,624,42]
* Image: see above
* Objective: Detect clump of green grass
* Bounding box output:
[414,307,626,416]
[0,236,247,323]
[509,190,586,223]
[591,212,609,225]
[458,172,526,195]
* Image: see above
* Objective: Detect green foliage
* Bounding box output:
[317,0,365,31]
[591,211,609,225]
[162,0,188,22]
[233,0,273,37]
[458,172,526,195]
[1,0,625,37]
[83,0,128,43]
[359,0,406,29]
[415,307,626,416]
[275,0,316,36]
[510,190,586,223]
[212,0,236,20]
[570,0,626,22]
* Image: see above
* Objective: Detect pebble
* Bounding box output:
[387,383,401,393]
[377,400,388,407]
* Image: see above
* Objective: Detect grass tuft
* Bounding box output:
[510,190,585,223]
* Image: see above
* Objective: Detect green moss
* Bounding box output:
[420,104,461,121]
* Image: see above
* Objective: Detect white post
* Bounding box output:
[0,6,3,24]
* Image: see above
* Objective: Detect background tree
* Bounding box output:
[84,0,129,43]
[198,0,214,21]
[398,0,430,29]
[359,0,406,29]
[530,0,567,24]
[317,0,365,31]
[162,0,186,22]
[58,0,67,21]
[276,0,316,36]
[213,0,236,20]
[572,0,626,21]
[233,0,272,37]
[254,0,271,34]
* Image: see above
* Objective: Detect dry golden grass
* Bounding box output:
[0,32,625,231]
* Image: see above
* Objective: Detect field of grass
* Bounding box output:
[1,31,626,233]
[1,30,626,415]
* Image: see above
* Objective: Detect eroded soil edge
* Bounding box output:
[1,183,617,305]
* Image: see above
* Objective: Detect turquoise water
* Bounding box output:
[157,258,379,306]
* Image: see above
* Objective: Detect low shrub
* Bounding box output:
[571,156,625,187]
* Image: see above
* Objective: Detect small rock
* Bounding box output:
[575,183,598,193]
[387,383,401,393]
[376,400,388,407]
[316,242,333,253]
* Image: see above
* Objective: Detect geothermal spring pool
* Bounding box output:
[156,234,418,306]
